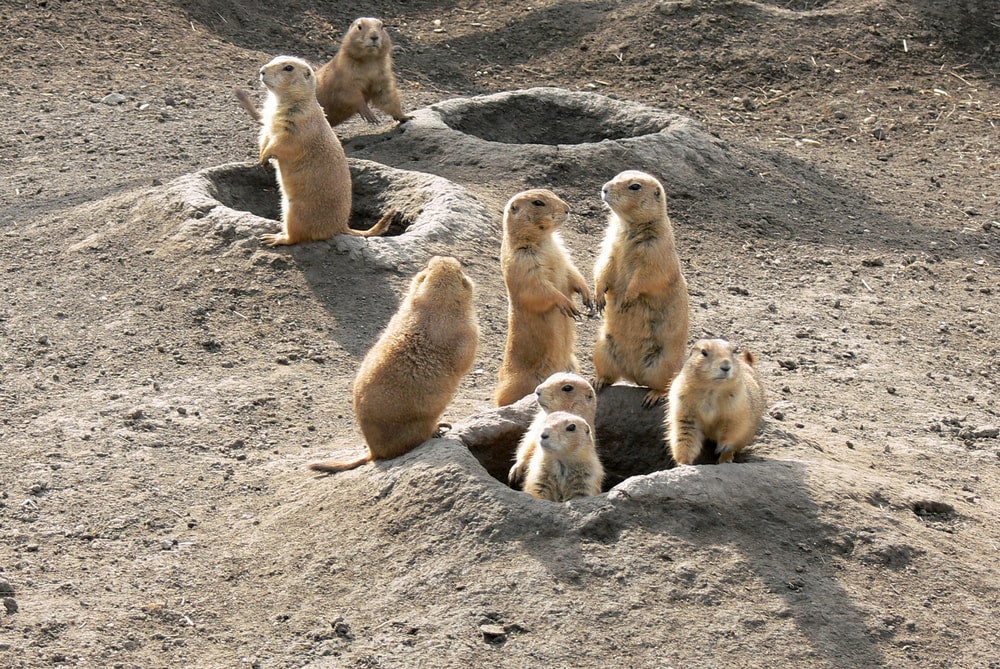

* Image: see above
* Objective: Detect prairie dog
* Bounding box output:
[495,189,593,407]
[238,55,392,246]
[667,339,766,465]
[316,17,411,127]
[508,372,597,489]
[593,170,689,407]
[523,411,604,502]
[308,256,479,474]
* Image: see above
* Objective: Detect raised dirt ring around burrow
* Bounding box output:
[345,87,735,186]
[156,158,494,270]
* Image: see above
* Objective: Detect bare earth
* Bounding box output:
[1,1,999,667]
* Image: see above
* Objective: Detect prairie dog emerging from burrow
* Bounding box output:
[236,55,392,246]
[308,256,479,474]
[508,372,597,489]
[315,17,411,127]
[495,189,593,407]
[593,170,689,408]
[667,339,766,466]
[523,411,604,502]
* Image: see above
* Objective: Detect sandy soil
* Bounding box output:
[1,1,998,667]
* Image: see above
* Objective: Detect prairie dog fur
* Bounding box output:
[667,339,766,465]
[495,189,593,407]
[508,372,597,489]
[238,55,392,246]
[523,411,604,502]
[593,170,690,407]
[308,256,479,474]
[316,17,411,127]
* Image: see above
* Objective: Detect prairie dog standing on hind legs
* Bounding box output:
[234,55,394,246]
[308,256,479,475]
[495,189,593,407]
[316,17,411,127]
[592,170,690,408]
[667,339,766,466]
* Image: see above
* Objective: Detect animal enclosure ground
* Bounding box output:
[1,1,998,667]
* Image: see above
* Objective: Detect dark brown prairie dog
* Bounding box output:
[592,170,690,408]
[495,189,594,407]
[239,55,393,246]
[316,17,411,127]
[508,372,597,489]
[308,256,479,474]
[523,411,604,502]
[667,339,766,466]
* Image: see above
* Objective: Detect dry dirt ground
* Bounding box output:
[2,0,999,667]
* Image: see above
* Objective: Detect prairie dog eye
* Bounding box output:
[701,348,709,357]
[628,183,641,191]
[566,423,577,432]
[532,199,545,206]
[561,384,574,392]
[283,64,294,72]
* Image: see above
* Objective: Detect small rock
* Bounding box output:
[480,624,507,644]
[777,359,798,371]
[102,92,127,105]
[0,579,14,597]
[2,598,17,615]
[657,2,679,16]
[971,425,999,439]
[871,128,886,141]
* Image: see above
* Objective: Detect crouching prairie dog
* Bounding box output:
[495,189,593,407]
[593,170,690,408]
[508,372,596,489]
[308,256,479,474]
[316,17,411,127]
[523,411,604,502]
[237,55,393,246]
[667,339,766,466]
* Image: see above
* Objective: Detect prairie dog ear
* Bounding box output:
[742,349,756,367]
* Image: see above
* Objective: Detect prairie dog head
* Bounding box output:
[538,411,594,455]
[260,56,316,98]
[343,17,392,57]
[684,339,756,382]
[535,373,596,419]
[600,170,667,225]
[503,189,571,243]
[410,255,475,307]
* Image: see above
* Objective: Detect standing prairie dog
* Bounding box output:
[495,189,593,407]
[508,372,597,490]
[593,170,690,407]
[523,411,604,502]
[667,339,766,465]
[308,256,479,474]
[316,17,411,127]
[237,55,393,246]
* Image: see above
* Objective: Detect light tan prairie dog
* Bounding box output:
[495,189,593,407]
[308,256,479,474]
[236,55,392,246]
[508,372,597,489]
[592,170,690,408]
[523,411,604,502]
[667,339,766,466]
[316,17,411,127]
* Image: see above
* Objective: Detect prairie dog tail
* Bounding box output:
[234,87,263,124]
[307,455,371,474]
[349,208,401,238]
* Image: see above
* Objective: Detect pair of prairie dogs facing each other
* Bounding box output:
[496,170,689,411]
[235,18,408,246]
